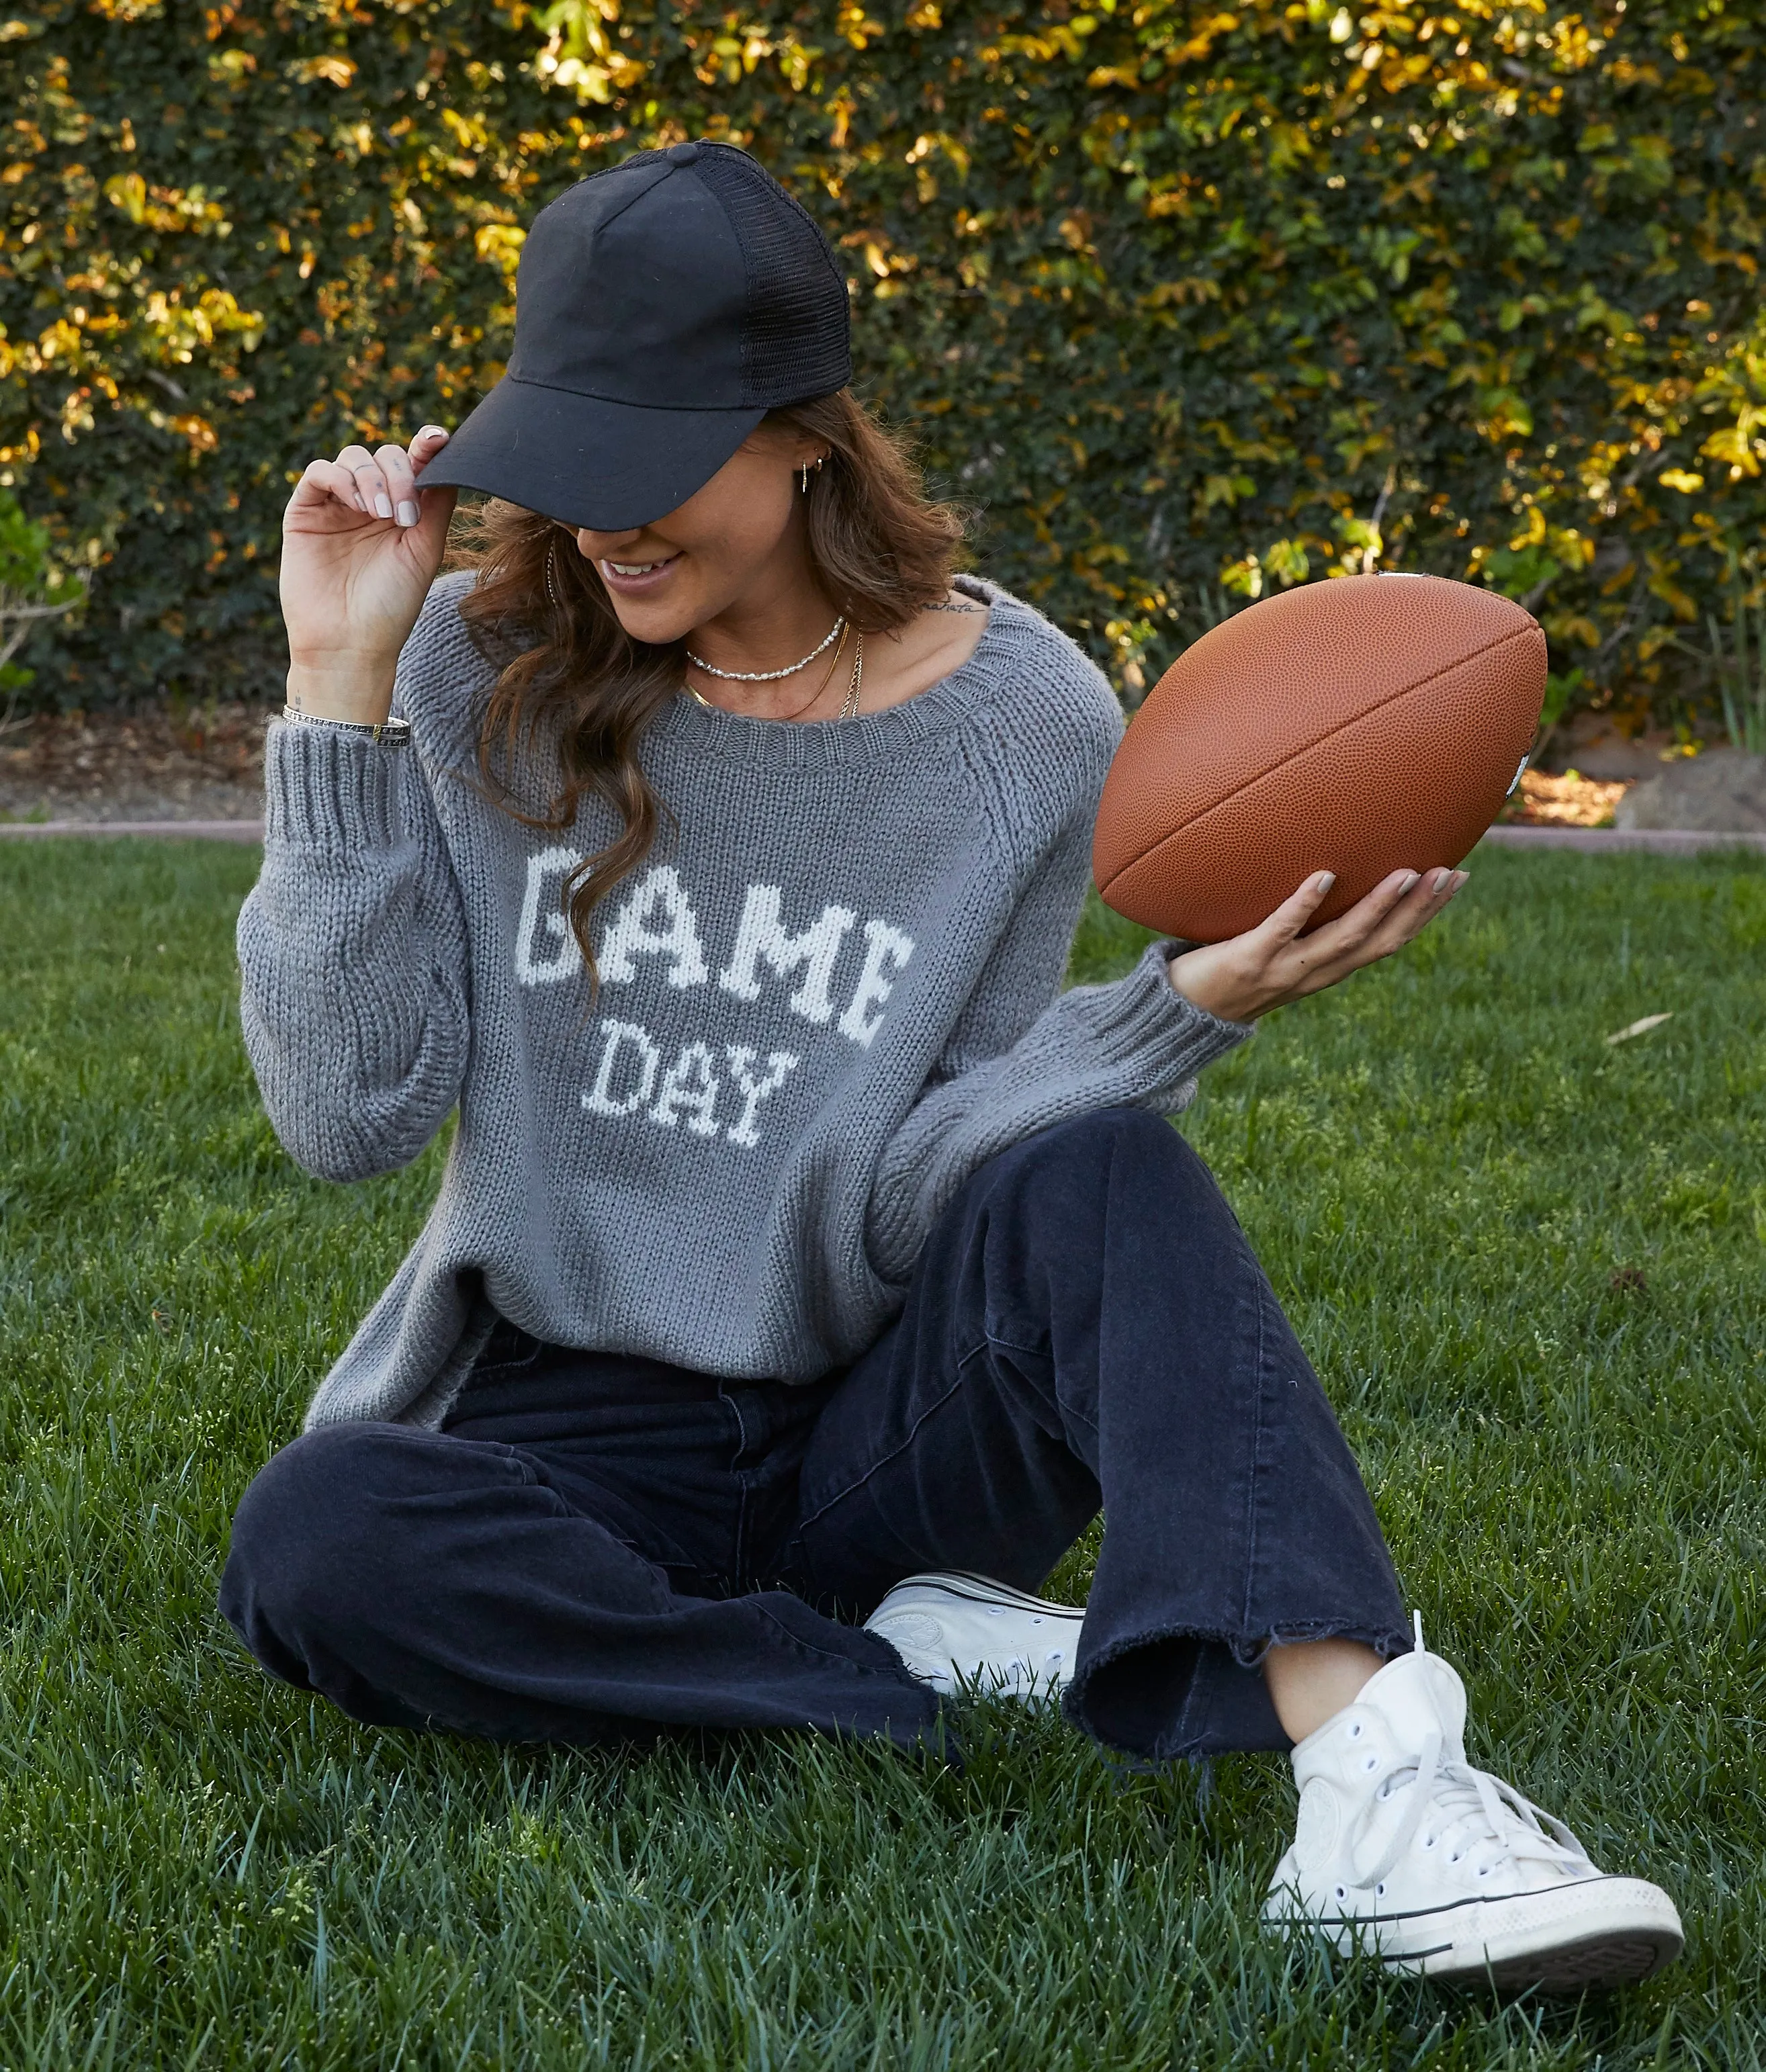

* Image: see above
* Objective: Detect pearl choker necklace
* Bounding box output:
[685,617,845,682]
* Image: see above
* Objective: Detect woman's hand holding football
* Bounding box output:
[1166,865,1467,1024]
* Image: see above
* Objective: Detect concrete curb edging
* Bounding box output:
[0,819,267,842]
[1480,825,1766,854]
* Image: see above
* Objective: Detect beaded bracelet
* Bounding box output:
[280,704,412,748]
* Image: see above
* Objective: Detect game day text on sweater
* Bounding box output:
[517,851,915,1148]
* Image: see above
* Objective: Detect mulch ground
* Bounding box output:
[0,706,266,823]
[1500,768,1633,827]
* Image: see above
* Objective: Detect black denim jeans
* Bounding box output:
[221,1108,1410,1760]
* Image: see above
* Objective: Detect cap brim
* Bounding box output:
[416,375,767,531]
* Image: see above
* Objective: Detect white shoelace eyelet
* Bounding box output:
[1362,1754,1379,1772]
[1423,1835,1436,1849]
[1334,1884,1348,1901]
[1375,1882,1386,1898]
[1348,1722,1363,1740]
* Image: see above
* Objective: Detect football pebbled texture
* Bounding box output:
[1092,573,1546,944]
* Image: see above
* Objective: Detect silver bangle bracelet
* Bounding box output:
[280,704,412,748]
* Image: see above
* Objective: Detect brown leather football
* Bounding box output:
[1092,573,1546,943]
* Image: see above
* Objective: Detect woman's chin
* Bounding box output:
[607,600,695,649]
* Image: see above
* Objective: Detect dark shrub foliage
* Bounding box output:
[4,0,1763,719]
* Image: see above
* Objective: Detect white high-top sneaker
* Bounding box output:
[1264,1621,1684,1990]
[864,1572,1084,1700]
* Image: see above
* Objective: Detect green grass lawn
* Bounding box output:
[1,838,1763,2070]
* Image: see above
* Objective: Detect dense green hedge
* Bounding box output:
[5,0,1764,720]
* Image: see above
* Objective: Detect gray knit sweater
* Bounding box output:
[238,572,1251,1428]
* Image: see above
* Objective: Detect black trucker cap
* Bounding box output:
[418,141,851,531]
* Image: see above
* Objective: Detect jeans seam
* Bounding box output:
[458,1335,545,1393]
[789,1350,980,1542]
[977,1331,1099,1448]
[727,1390,754,1581]
[457,1436,541,1485]
[751,1601,922,1680]
[1241,1269,1268,1636]
[734,1482,750,1588]
[1055,1390,1100,1443]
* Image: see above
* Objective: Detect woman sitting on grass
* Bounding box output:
[223,139,1683,1992]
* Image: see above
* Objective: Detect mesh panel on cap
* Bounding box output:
[691,146,852,406]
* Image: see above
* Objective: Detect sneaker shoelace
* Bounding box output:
[1356,1723,1597,1893]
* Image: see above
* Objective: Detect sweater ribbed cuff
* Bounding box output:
[263,717,404,852]
[1071,940,1254,1081]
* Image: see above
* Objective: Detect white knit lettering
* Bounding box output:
[649,1040,722,1136]
[715,885,858,1025]
[836,918,915,1048]
[723,1045,802,1146]
[599,865,711,989]
[582,1019,661,1117]
[514,846,584,986]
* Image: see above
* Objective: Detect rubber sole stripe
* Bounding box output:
[897,1571,1084,1619]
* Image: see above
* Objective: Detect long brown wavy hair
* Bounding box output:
[451,390,967,993]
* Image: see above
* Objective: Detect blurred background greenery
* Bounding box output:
[3,0,1763,737]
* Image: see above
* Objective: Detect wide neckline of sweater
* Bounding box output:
[648,574,1034,770]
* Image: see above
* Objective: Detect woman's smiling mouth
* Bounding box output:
[599,552,681,592]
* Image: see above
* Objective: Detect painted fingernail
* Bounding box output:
[1316,871,1336,893]
[1433,868,1453,893]
[374,492,394,521]
[418,424,449,442]
[396,500,418,527]
[1400,870,1421,893]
